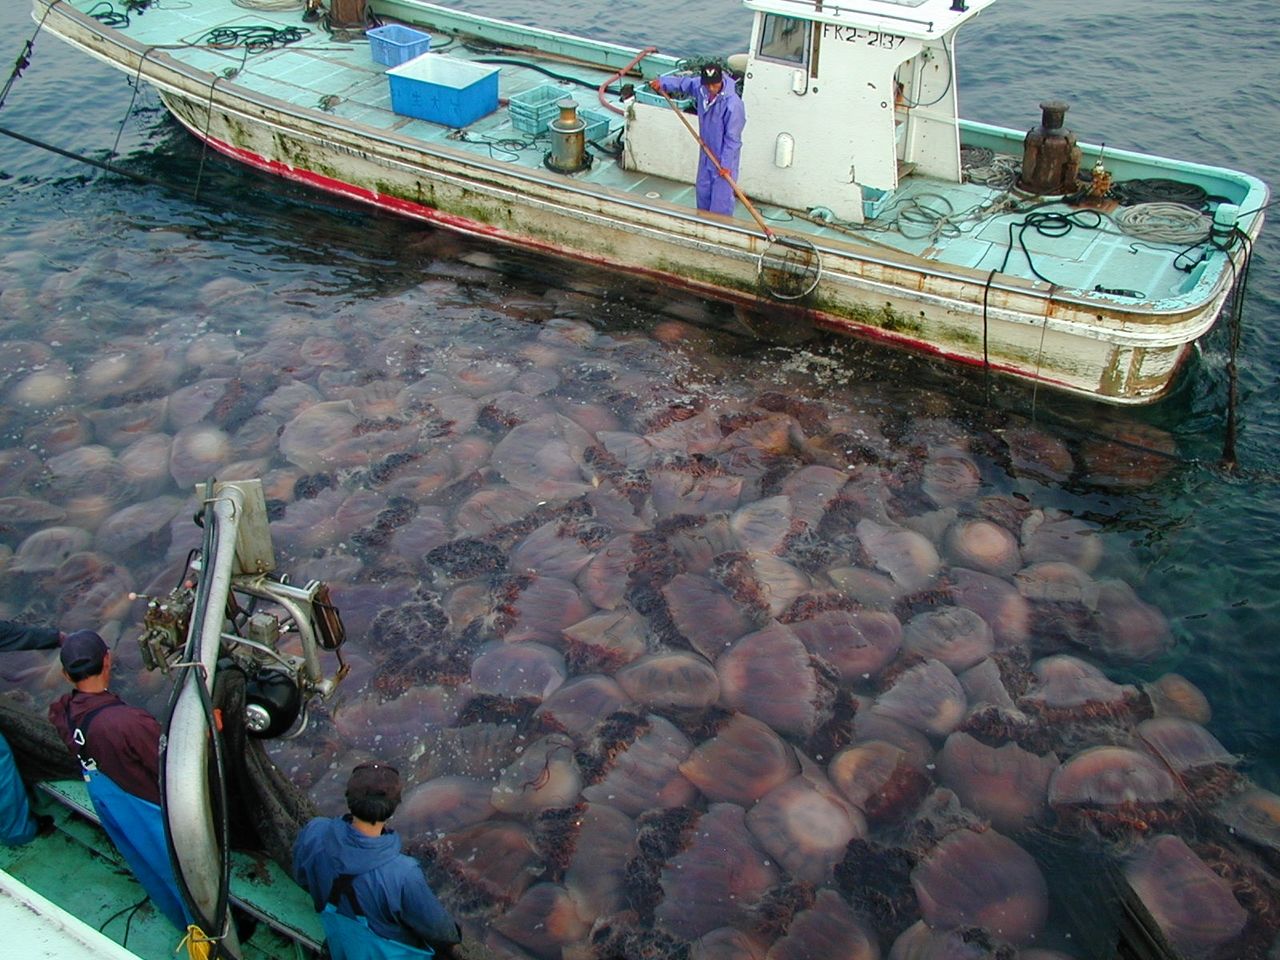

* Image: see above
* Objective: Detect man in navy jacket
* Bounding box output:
[293,761,460,959]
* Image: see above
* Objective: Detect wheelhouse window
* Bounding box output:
[757,14,809,64]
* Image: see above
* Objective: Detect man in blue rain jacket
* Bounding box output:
[293,761,460,960]
[48,630,190,931]
[649,62,746,216]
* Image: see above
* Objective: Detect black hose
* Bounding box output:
[473,56,622,95]
[0,122,160,184]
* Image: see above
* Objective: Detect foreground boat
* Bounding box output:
[28,0,1267,403]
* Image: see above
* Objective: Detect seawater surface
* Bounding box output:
[2,2,1279,958]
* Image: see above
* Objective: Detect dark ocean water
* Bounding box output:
[2,0,1279,956]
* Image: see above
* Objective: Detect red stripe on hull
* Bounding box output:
[199,134,1101,399]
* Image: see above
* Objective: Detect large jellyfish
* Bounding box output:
[910,827,1049,946]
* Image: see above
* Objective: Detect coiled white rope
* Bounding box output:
[1112,202,1211,244]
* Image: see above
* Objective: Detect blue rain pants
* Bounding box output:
[84,765,190,931]
[320,905,436,960]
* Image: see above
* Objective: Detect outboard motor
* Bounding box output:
[547,99,590,173]
[1017,101,1082,196]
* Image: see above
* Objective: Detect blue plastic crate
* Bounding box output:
[509,83,574,135]
[862,185,894,221]
[579,107,612,143]
[367,24,431,67]
[387,56,499,127]
[634,73,694,110]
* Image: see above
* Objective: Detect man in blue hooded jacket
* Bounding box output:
[293,761,460,959]
[649,62,746,216]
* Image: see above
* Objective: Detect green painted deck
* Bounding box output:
[0,782,322,960]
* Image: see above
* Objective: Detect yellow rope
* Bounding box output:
[176,924,215,960]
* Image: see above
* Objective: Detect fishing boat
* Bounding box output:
[24,0,1268,403]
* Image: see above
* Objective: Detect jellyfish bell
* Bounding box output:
[561,608,649,673]
[93,496,185,559]
[788,607,902,687]
[581,713,699,815]
[827,565,902,610]
[679,712,800,806]
[856,519,941,593]
[1020,508,1103,572]
[936,732,1059,835]
[1019,655,1149,734]
[510,517,601,580]
[910,827,1049,946]
[24,409,92,458]
[498,576,593,646]
[491,882,592,960]
[766,888,878,960]
[655,802,779,940]
[1142,673,1211,724]
[616,651,721,712]
[828,738,929,826]
[428,820,542,908]
[169,424,232,489]
[888,920,1016,960]
[533,674,633,744]
[745,773,866,885]
[1048,745,1184,839]
[730,494,793,554]
[690,927,767,960]
[470,641,567,701]
[1123,834,1248,960]
[1213,788,1280,867]
[717,620,827,737]
[921,449,982,508]
[902,606,994,673]
[947,567,1031,652]
[1092,579,1172,663]
[871,658,968,739]
[782,464,854,529]
[9,525,93,574]
[563,802,638,921]
[9,361,72,408]
[1000,425,1075,484]
[397,775,496,838]
[662,572,755,660]
[944,518,1021,578]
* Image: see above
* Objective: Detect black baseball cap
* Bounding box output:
[61,630,108,681]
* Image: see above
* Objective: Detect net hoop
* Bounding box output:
[757,236,822,301]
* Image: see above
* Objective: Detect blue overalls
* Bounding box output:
[66,701,190,931]
[322,873,435,960]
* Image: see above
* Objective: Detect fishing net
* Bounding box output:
[212,664,316,872]
[0,696,80,782]
[758,235,822,301]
